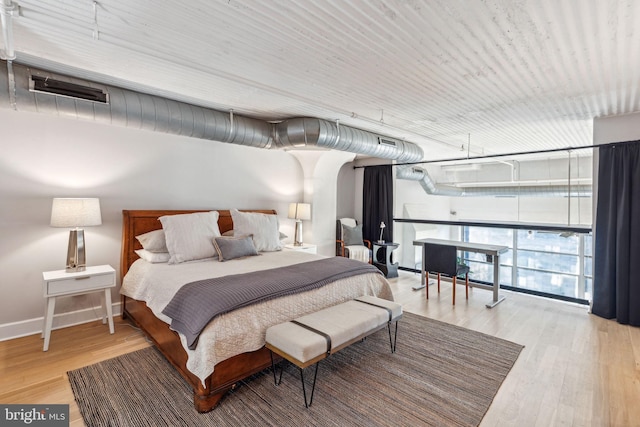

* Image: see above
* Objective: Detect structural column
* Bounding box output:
[288,150,356,256]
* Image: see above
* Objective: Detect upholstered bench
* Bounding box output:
[265,295,402,407]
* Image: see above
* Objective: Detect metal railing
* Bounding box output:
[394,218,592,305]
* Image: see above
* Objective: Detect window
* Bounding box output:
[463,227,513,286]
[462,226,592,302]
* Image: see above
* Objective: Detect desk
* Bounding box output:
[372,242,399,278]
[413,238,508,308]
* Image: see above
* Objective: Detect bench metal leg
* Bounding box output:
[269,351,284,386]
[270,350,321,408]
[300,362,320,408]
[387,321,399,353]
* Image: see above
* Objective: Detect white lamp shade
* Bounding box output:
[50,198,102,228]
[288,202,311,221]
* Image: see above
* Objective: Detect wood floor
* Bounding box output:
[1,271,638,426]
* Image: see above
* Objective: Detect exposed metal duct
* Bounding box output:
[0,62,273,148]
[0,0,16,109]
[0,0,16,61]
[0,60,425,162]
[275,117,423,163]
[396,165,592,197]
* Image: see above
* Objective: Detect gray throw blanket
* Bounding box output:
[162,256,382,349]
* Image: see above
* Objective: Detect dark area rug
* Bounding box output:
[68,313,523,426]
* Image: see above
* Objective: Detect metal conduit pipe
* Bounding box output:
[396,165,592,197]
[396,165,464,196]
[0,0,16,61]
[0,60,425,161]
[274,117,424,162]
[0,0,16,109]
[0,61,274,148]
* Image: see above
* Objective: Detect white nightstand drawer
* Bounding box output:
[46,272,114,295]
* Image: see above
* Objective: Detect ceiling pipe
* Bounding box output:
[0,60,275,148]
[0,0,16,110]
[0,60,425,162]
[396,165,592,197]
[274,117,423,163]
[0,0,16,61]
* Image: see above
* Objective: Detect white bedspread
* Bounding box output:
[121,251,393,384]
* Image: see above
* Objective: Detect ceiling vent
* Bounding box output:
[378,137,397,147]
[29,76,108,103]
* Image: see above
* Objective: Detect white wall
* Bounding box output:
[593,111,640,145]
[288,150,356,255]
[0,109,306,339]
[336,163,356,220]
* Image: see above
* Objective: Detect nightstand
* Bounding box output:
[372,242,399,278]
[283,243,318,254]
[41,265,116,351]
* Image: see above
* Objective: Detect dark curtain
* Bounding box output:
[592,140,640,326]
[363,165,393,249]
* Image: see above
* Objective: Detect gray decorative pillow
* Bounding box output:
[213,235,259,261]
[224,229,288,239]
[342,224,364,246]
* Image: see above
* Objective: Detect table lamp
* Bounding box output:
[378,221,386,243]
[50,198,102,272]
[288,202,311,246]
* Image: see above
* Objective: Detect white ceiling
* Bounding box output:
[2,0,639,161]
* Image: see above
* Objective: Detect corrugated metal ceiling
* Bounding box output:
[2,0,639,161]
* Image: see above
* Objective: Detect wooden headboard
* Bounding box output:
[120,209,277,281]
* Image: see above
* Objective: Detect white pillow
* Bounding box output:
[159,211,221,264]
[230,209,282,252]
[135,249,170,263]
[135,229,168,253]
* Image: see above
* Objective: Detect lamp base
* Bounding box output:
[293,220,304,246]
[65,229,86,272]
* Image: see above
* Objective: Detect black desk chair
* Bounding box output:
[423,243,469,305]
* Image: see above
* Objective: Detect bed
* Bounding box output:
[119,209,393,412]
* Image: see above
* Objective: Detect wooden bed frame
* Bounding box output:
[120,209,278,412]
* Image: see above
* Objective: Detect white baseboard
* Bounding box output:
[0,302,122,342]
